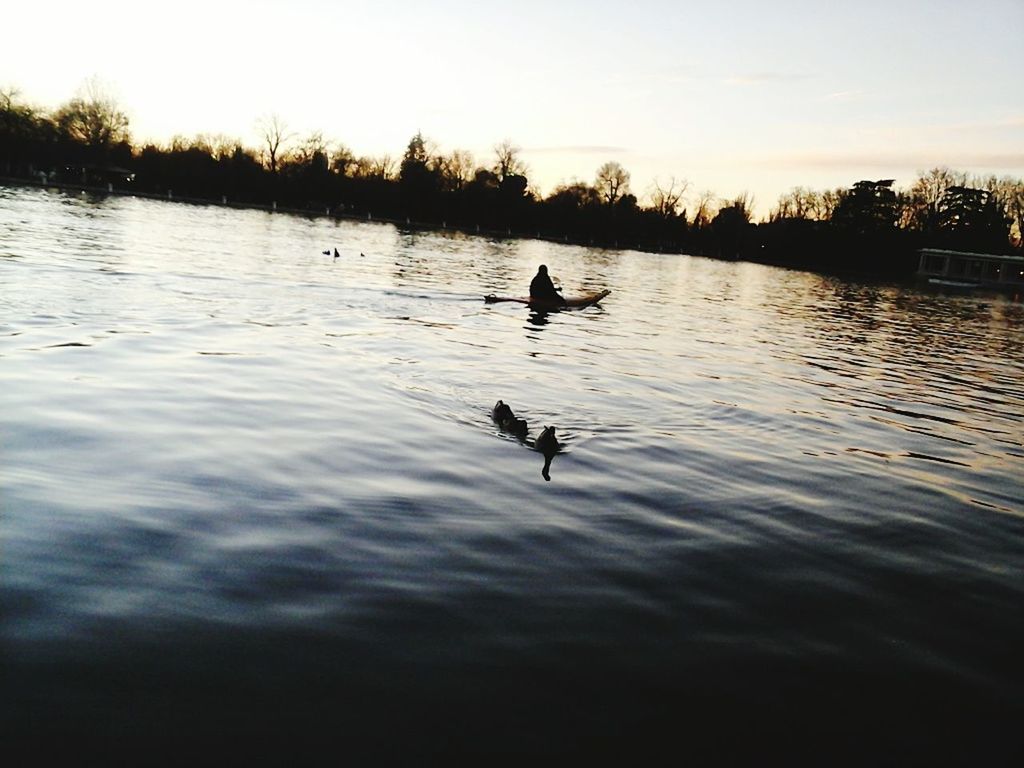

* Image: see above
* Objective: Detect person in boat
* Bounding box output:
[529,265,566,306]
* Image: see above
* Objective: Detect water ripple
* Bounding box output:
[2,186,1023,759]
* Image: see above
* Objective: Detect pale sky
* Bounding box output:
[4,0,1022,216]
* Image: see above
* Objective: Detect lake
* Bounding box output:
[2,184,1023,763]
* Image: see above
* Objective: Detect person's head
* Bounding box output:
[538,264,548,275]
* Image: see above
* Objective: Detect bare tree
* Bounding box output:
[206,134,242,162]
[990,176,1024,247]
[492,139,528,182]
[771,186,851,222]
[351,156,375,179]
[351,154,397,180]
[915,167,968,207]
[54,76,130,149]
[302,130,329,158]
[256,113,294,174]
[273,130,333,178]
[691,189,719,227]
[903,167,968,231]
[331,143,356,177]
[649,176,689,218]
[771,186,815,221]
[818,188,844,222]
[770,191,792,221]
[595,161,631,206]
[370,154,396,180]
[286,130,330,169]
[728,191,755,222]
[435,149,475,192]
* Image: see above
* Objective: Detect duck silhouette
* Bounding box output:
[334,248,340,258]
[491,400,528,439]
[535,426,560,481]
[322,249,330,255]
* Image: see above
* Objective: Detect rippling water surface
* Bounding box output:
[3,186,1023,762]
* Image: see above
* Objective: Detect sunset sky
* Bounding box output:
[4,0,1022,215]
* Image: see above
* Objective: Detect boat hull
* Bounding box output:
[484,289,611,310]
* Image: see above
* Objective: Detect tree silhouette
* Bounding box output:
[903,167,967,233]
[399,131,441,214]
[595,161,630,206]
[492,139,527,183]
[547,180,600,209]
[649,176,688,218]
[1,87,56,174]
[832,180,897,233]
[1,87,45,142]
[771,186,826,221]
[399,131,430,179]
[281,131,334,201]
[256,113,293,174]
[331,143,356,177]
[54,77,129,152]
[351,154,396,180]
[711,196,754,258]
[435,149,474,192]
[290,131,330,170]
[990,176,1024,247]
[5,73,1022,264]
[691,189,720,229]
[936,185,1011,251]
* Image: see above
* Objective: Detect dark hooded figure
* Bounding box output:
[529,265,565,305]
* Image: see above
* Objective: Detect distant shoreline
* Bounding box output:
[4,80,1019,274]
[15,175,1014,292]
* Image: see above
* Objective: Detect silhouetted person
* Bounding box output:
[530,265,565,305]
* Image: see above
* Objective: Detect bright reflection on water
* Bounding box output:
[2,186,1023,760]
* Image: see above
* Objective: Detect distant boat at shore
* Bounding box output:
[917,248,1024,291]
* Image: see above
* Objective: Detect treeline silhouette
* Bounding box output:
[3,81,1022,278]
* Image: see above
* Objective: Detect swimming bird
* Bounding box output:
[535,426,560,481]
[322,249,330,255]
[334,247,340,258]
[492,400,527,439]
[492,400,513,422]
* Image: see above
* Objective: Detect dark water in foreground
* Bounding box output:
[2,186,1023,763]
